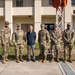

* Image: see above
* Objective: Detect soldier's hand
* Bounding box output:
[46,43,48,46]
[55,40,58,43]
[3,42,6,45]
[15,43,17,46]
[24,42,26,45]
[4,50,7,52]
[69,40,71,43]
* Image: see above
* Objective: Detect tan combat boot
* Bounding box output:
[5,57,9,62]
[69,56,72,63]
[20,56,24,62]
[69,57,72,63]
[69,60,72,63]
[2,58,6,64]
[39,59,43,62]
[64,60,67,63]
[51,58,54,62]
[42,59,47,63]
[16,58,19,63]
[56,58,59,62]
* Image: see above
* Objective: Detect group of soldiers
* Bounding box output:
[0,21,75,64]
[38,23,75,63]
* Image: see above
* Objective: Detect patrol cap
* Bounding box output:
[5,21,10,25]
[41,24,45,27]
[67,23,71,27]
[17,23,21,27]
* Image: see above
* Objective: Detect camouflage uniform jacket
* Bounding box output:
[50,30,61,45]
[38,29,50,44]
[12,29,25,45]
[1,27,11,44]
[63,29,75,44]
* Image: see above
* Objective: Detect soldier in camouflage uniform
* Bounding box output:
[50,25,61,62]
[63,23,75,63]
[38,24,50,63]
[12,24,25,63]
[1,21,11,64]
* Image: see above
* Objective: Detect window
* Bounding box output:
[72,0,75,6]
[0,0,4,7]
[16,0,23,7]
[49,0,52,5]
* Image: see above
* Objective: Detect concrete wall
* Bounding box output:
[65,0,72,29]
[0,17,5,32]
[0,16,55,33]
[42,16,56,24]
[13,7,34,16]
[0,0,75,34]
[13,17,34,32]
[42,7,56,15]
[72,16,75,31]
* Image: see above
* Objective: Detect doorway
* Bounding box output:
[21,24,34,32]
[45,24,55,32]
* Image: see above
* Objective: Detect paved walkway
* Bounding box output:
[0,61,63,75]
[72,62,75,70]
[68,61,75,71]
[0,60,75,75]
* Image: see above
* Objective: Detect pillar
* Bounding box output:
[5,0,13,39]
[34,0,42,40]
[65,0,72,29]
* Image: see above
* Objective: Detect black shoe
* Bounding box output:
[27,59,30,62]
[32,59,35,62]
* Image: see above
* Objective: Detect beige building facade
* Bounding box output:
[0,0,75,38]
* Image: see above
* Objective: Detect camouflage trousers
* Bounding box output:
[64,44,73,60]
[39,43,47,59]
[51,44,60,58]
[15,44,24,58]
[2,43,10,58]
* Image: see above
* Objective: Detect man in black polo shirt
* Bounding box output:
[26,25,36,62]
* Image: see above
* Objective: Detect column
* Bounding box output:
[5,0,13,38]
[34,0,42,40]
[65,0,72,29]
